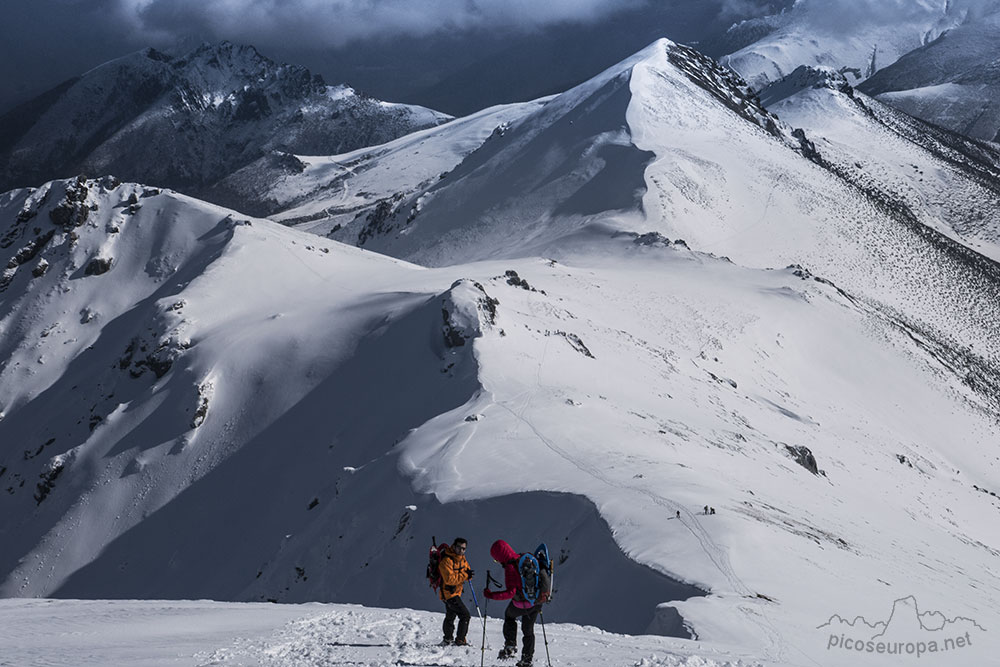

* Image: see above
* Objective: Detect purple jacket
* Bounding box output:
[483,539,533,609]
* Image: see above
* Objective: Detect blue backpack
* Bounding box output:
[517,543,554,605]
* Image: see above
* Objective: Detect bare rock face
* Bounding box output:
[48,177,92,229]
[785,444,819,475]
[84,257,113,276]
[441,279,500,348]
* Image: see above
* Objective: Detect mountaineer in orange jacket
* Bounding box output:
[438,537,474,646]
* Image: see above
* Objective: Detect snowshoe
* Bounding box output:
[453,638,470,646]
[497,645,517,660]
[439,638,453,646]
[515,658,533,667]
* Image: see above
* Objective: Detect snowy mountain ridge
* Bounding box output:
[0,41,449,203]
[309,37,1000,365]
[719,0,973,91]
[859,7,1000,142]
[762,65,1000,266]
[321,40,812,265]
[707,0,1000,146]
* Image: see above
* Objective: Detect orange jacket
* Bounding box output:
[438,545,471,600]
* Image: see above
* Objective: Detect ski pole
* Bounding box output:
[480,570,498,667]
[481,594,488,667]
[540,610,552,667]
[470,583,483,618]
[468,584,485,667]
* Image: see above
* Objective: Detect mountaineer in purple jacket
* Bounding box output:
[484,539,548,666]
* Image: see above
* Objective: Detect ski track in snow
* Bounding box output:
[484,297,792,665]
[489,308,778,664]
[507,299,748,596]
[492,388,791,664]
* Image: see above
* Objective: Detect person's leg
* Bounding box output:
[442,597,458,641]
[454,596,471,642]
[520,606,540,660]
[500,602,519,657]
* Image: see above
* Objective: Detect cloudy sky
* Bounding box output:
[0,0,630,110]
[0,0,765,113]
[1,0,997,114]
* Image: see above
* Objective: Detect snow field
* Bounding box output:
[0,598,762,667]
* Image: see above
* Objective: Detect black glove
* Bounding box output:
[466,568,475,579]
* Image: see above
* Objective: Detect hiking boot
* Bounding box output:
[515,658,533,667]
[497,645,517,660]
[439,638,453,646]
[453,638,470,647]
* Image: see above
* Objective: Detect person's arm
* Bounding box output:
[484,565,518,600]
[484,585,516,600]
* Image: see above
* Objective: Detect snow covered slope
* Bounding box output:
[719,0,968,91]
[859,10,1000,142]
[209,99,545,226]
[0,42,448,202]
[761,65,1000,260]
[0,177,705,637]
[328,40,788,265]
[1,169,998,665]
[325,40,1000,375]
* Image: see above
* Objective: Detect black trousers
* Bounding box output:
[503,601,541,658]
[443,595,471,641]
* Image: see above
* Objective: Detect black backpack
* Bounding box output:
[426,537,447,594]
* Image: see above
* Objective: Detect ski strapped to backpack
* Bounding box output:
[516,543,554,605]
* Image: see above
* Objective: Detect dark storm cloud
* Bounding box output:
[717,0,781,22]
[4,0,1000,114]
[114,0,649,49]
[0,0,148,112]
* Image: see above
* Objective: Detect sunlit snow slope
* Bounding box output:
[0,169,998,665]
[214,99,545,227]
[331,40,1000,375]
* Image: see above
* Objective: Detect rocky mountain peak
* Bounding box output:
[0,42,448,201]
[757,65,854,108]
